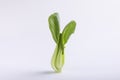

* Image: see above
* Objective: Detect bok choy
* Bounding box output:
[48,12,76,72]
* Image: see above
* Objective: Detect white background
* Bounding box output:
[0,0,120,80]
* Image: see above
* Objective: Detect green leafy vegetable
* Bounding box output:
[48,12,76,72]
[62,21,76,45]
[48,13,60,43]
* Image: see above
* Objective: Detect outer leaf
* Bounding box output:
[62,20,76,45]
[48,13,60,43]
[51,45,58,71]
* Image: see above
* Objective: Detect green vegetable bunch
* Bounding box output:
[48,12,76,72]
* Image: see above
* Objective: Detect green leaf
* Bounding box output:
[48,13,60,43]
[62,20,76,45]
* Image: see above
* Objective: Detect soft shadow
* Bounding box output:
[29,70,59,77]
[40,71,56,74]
[14,71,58,80]
[34,71,56,75]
